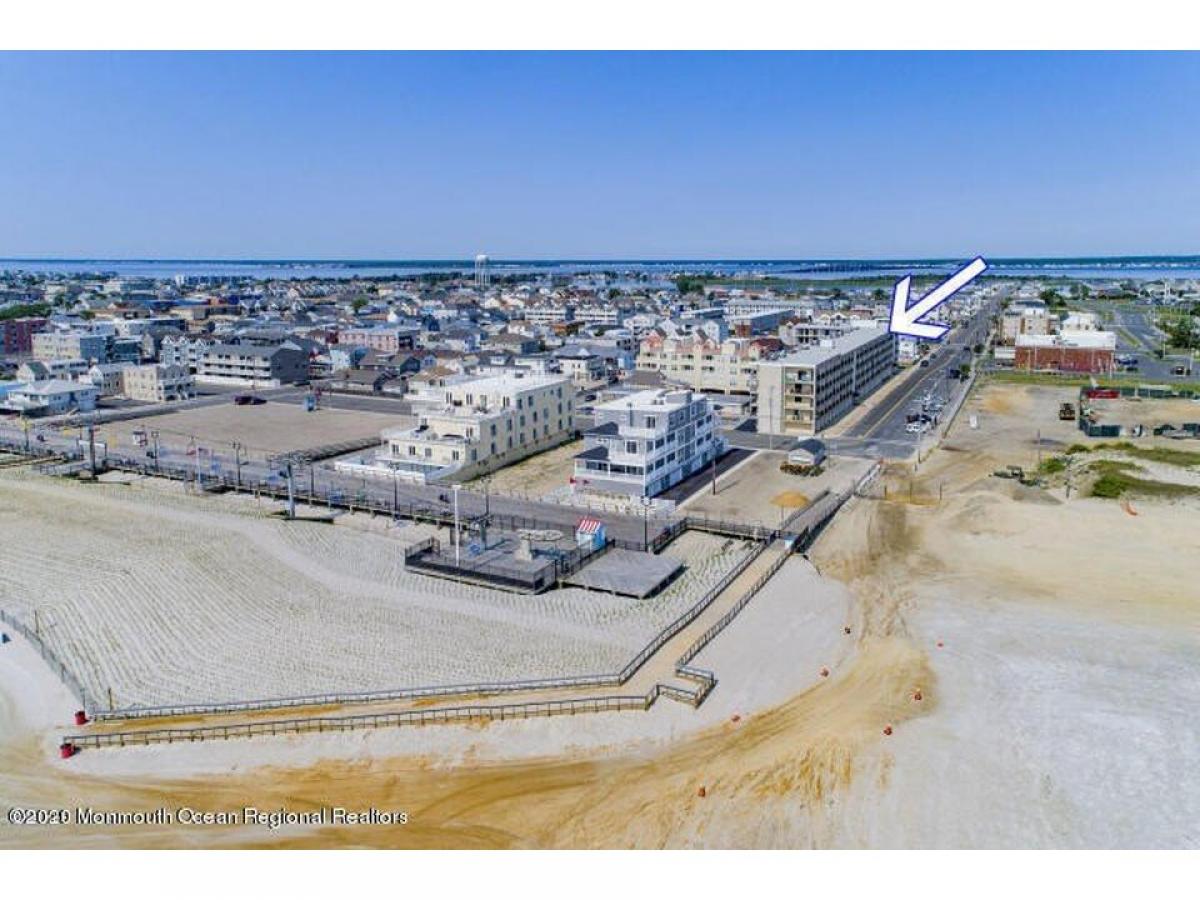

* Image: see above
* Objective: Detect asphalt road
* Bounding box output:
[823,303,997,458]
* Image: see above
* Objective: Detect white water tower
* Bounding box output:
[475,254,490,288]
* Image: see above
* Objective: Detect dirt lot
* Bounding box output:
[466,438,583,498]
[1086,394,1200,432]
[92,400,409,460]
[683,450,874,526]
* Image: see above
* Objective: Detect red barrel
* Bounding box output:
[59,742,76,759]
[74,710,88,726]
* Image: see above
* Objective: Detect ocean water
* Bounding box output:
[2,256,1199,281]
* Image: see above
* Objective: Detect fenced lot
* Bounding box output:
[94,399,409,460]
[0,469,753,714]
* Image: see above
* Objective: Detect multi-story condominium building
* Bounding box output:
[160,335,216,373]
[553,345,605,385]
[779,319,862,348]
[574,306,626,326]
[636,334,778,395]
[32,330,110,364]
[1,317,47,354]
[369,371,574,483]
[338,325,420,353]
[728,308,787,335]
[195,344,309,386]
[122,363,196,402]
[573,388,722,498]
[756,326,897,436]
[725,296,810,317]
[524,304,575,326]
[85,363,129,396]
[1000,300,1055,344]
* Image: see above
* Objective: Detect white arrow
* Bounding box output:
[889,256,988,341]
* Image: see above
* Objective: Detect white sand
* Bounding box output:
[49,556,853,780]
[0,470,754,711]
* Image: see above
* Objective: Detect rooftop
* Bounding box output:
[594,387,696,413]
[761,325,892,369]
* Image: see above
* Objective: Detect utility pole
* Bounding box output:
[22,416,30,454]
[285,461,296,520]
[710,451,718,495]
[232,441,242,487]
[392,470,399,516]
[87,421,97,478]
[152,431,161,474]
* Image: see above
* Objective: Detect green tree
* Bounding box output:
[1163,315,1199,350]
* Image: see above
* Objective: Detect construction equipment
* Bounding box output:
[1059,402,1076,421]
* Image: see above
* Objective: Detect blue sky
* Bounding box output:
[1,51,1197,259]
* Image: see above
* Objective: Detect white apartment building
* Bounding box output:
[122,363,196,402]
[574,306,626,326]
[523,305,575,326]
[636,334,776,394]
[367,370,574,483]
[756,326,897,436]
[573,388,722,498]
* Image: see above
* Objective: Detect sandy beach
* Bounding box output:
[1,380,1197,848]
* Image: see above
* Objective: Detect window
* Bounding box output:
[626,441,638,454]
[646,415,656,428]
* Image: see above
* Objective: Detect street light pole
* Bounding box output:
[452,484,462,565]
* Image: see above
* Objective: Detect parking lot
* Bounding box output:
[90,398,409,461]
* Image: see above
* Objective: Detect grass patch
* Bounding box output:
[1088,459,1142,476]
[1124,446,1200,468]
[1071,441,1200,468]
[1038,456,1068,475]
[1087,463,1199,500]
[984,370,1200,393]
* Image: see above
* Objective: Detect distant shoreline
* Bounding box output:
[3,255,1200,281]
